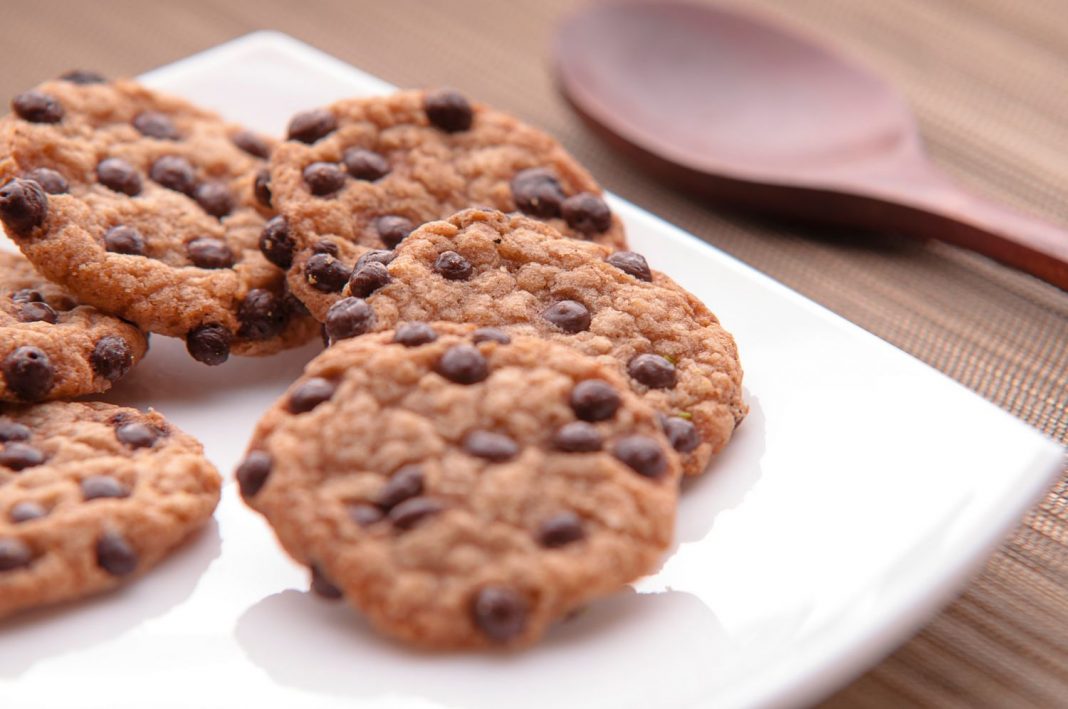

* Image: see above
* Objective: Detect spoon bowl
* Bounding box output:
[555,1,1068,289]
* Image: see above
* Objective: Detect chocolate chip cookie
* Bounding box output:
[0,401,220,618]
[238,323,679,649]
[0,76,318,365]
[265,89,627,320]
[0,251,147,402]
[328,209,745,476]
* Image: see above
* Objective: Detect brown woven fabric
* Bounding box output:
[1,0,1066,705]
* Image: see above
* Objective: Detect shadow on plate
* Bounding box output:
[0,520,221,677]
[235,586,729,709]
[675,392,766,545]
[97,335,322,409]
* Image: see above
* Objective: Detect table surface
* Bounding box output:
[2,1,1066,706]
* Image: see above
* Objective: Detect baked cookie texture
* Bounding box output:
[238,324,679,649]
[335,209,746,476]
[265,89,627,321]
[0,401,220,618]
[0,77,318,364]
[0,251,147,402]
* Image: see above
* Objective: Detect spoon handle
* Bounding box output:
[851,162,1068,289]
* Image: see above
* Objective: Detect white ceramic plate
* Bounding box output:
[1,33,1063,709]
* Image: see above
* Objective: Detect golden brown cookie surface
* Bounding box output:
[0,251,147,402]
[238,324,678,649]
[265,89,627,321]
[328,209,746,476]
[0,77,317,364]
[0,401,220,618]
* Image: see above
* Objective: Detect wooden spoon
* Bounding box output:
[554,1,1068,289]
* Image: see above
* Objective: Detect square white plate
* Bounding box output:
[1,32,1063,709]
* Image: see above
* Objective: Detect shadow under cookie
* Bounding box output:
[0,519,220,677]
[234,586,729,709]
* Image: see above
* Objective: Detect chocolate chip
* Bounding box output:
[561,193,612,234]
[472,586,527,642]
[324,297,375,343]
[510,168,565,218]
[312,240,339,256]
[373,465,423,510]
[0,178,48,234]
[537,511,585,548]
[81,475,130,500]
[310,565,343,599]
[186,324,231,365]
[463,430,519,462]
[254,168,272,207]
[116,422,161,449]
[12,91,63,123]
[393,322,437,347]
[662,415,700,453]
[611,435,668,478]
[287,108,337,144]
[133,111,179,140]
[150,155,196,195]
[0,538,32,571]
[60,69,106,84]
[15,295,54,317]
[627,354,677,389]
[236,450,272,498]
[343,148,390,181]
[17,301,56,324]
[0,421,31,442]
[389,496,444,530]
[96,158,142,196]
[283,290,310,317]
[89,335,133,382]
[552,421,603,452]
[355,249,396,270]
[305,253,351,292]
[606,251,652,281]
[0,444,43,469]
[348,502,384,527]
[374,215,414,249]
[436,345,489,384]
[348,260,391,298]
[0,443,45,470]
[186,237,234,269]
[542,300,591,333]
[433,251,473,281]
[288,377,336,414]
[238,289,287,340]
[569,379,621,421]
[9,501,46,523]
[231,130,271,159]
[104,225,145,255]
[303,162,347,196]
[96,531,138,576]
[259,216,293,268]
[24,167,68,195]
[471,327,511,345]
[194,182,234,218]
[50,297,75,311]
[11,289,42,304]
[424,89,473,132]
[2,347,54,401]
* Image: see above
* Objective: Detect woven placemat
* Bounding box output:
[2,1,1066,705]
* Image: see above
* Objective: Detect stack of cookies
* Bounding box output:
[0,74,745,649]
